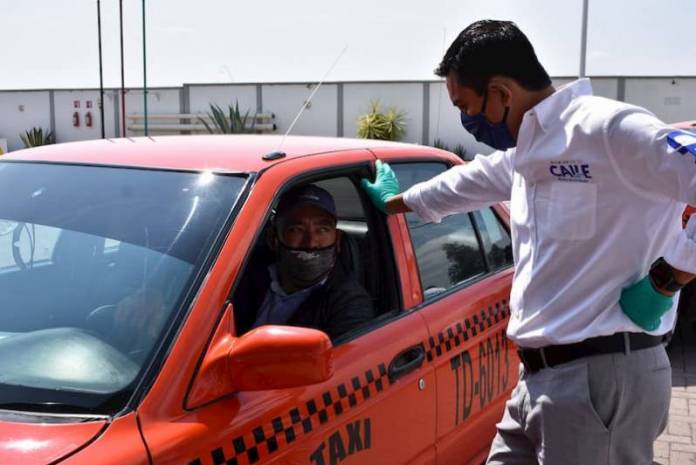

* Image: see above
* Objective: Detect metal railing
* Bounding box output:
[126,112,277,134]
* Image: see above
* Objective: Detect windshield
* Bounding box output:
[0,162,246,415]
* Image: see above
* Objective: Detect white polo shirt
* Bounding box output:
[403,78,696,348]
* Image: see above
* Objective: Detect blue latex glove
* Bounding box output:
[619,275,674,331]
[360,160,400,213]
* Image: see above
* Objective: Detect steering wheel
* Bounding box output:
[11,223,28,270]
[84,304,118,334]
[84,304,151,362]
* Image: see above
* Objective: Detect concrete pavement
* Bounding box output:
[654,319,696,465]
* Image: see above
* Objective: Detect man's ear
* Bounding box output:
[488,77,513,107]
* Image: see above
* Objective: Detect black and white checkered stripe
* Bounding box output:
[188,364,389,465]
[189,298,510,464]
[425,300,509,363]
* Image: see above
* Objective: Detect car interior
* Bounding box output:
[232,170,401,343]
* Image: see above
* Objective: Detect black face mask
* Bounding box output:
[277,242,337,289]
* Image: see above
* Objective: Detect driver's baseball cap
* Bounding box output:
[276,184,337,218]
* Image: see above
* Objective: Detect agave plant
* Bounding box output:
[20,127,55,148]
[198,101,256,134]
[433,138,448,150]
[432,138,469,161]
[452,143,470,160]
[356,101,406,141]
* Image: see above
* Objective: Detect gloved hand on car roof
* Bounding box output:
[360,160,400,214]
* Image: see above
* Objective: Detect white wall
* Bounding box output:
[343,83,423,143]
[189,85,257,115]
[0,91,51,151]
[262,83,337,137]
[427,81,493,156]
[54,90,114,141]
[53,88,181,140]
[2,77,696,153]
[551,78,574,89]
[121,88,181,136]
[590,78,618,99]
[625,78,696,123]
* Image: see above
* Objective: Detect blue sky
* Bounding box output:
[2,0,695,89]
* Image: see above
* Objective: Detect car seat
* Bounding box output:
[335,230,364,285]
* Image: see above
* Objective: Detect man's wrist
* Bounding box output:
[385,194,411,215]
[673,268,695,286]
[649,275,677,297]
[649,257,695,296]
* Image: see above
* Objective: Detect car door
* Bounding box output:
[372,150,517,465]
[140,150,437,465]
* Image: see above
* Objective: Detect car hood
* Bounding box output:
[0,418,106,464]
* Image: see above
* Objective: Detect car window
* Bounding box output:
[472,208,514,270]
[0,222,61,269]
[391,162,487,300]
[409,212,487,299]
[232,172,400,343]
[315,177,364,220]
[0,162,246,414]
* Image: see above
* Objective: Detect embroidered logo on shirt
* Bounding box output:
[549,161,592,183]
[667,130,696,162]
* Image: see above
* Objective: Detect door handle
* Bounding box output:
[388,343,426,383]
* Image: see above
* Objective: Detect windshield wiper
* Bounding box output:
[0,401,98,415]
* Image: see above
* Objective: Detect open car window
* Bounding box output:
[232,171,400,344]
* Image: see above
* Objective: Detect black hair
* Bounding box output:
[435,20,551,95]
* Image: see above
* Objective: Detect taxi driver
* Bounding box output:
[249,184,375,340]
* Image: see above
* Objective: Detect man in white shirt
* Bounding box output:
[362,20,696,465]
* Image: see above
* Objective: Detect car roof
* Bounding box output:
[2,135,425,172]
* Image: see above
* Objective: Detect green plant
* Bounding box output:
[433,138,448,150]
[19,127,55,148]
[452,144,469,160]
[432,138,469,161]
[356,101,406,141]
[198,101,256,134]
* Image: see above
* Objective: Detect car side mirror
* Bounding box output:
[187,314,333,408]
[229,326,334,391]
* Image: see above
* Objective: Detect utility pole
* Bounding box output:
[96,0,105,139]
[119,0,127,137]
[142,0,149,136]
[579,0,589,78]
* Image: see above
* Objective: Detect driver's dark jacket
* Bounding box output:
[234,256,375,341]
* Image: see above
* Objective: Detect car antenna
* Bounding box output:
[263,45,348,161]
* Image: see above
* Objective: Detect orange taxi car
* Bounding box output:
[0,136,516,465]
